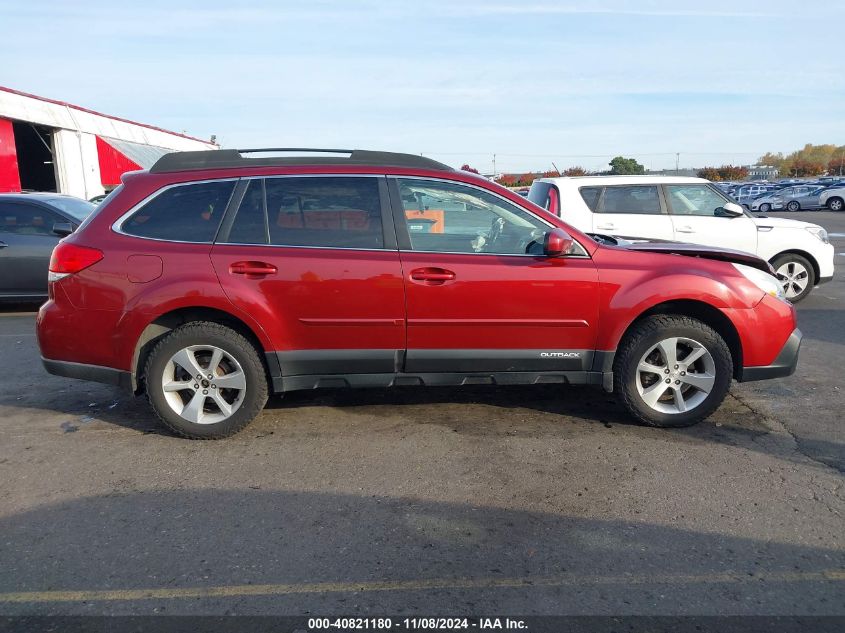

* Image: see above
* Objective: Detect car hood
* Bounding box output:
[752,216,819,230]
[618,240,774,274]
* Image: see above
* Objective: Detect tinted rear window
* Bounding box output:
[122,181,235,242]
[265,177,383,249]
[579,186,602,211]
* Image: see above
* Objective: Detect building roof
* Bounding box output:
[0,85,215,147]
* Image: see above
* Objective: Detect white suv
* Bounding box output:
[528,176,834,302]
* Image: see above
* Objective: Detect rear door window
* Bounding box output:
[265,177,384,249]
[597,186,662,214]
[121,180,236,242]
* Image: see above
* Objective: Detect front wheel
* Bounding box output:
[614,315,733,428]
[827,197,843,211]
[759,203,771,213]
[144,321,269,439]
[772,253,815,303]
[786,200,800,212]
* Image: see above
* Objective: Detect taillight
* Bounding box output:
[48,243,103,282]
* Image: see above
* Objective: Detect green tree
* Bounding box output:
[608,156,645,175]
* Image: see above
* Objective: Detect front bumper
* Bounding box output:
[739,328,802,382]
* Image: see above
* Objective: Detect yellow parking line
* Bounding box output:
[1,569,842,604]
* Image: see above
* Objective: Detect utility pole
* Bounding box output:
[675,152,680,175]
[492,153,496,178]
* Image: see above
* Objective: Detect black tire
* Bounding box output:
[771,253,815,303]
[827,197,844,212]
[786,200,800,212]
[144,321,269,439]
[613,315,733,428]
[759,203,771,213]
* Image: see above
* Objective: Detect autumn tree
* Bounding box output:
[563,166,588,176]
[696,167,721,181]
[789,159,826,177]
[608,156,645,175]
[827,153,845,177]
[460,164,480,174]
[696,165,748,181]
[717,165,748,181]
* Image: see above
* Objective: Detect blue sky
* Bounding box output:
[1,0,843,172]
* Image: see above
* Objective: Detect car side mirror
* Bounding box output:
[52,222,74,237]
[717,202,744,218]
[543,228,573,257]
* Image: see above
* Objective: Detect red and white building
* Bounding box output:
[0,86,217,199]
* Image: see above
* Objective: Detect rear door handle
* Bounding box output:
[229,261,278,277]
[410,267,456,285]
[676,226,695,233]
[595,223,615,230]
[0,241,7,249]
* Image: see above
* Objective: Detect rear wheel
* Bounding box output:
[772,253,814,303]
[144,321,268,439]
[786,200,800,212]
[614,315,732,428]
[827,197,843,211]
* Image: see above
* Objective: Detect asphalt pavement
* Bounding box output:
[0,212,842,616]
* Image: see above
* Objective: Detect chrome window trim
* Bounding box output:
[214,242,393,254]
[214,241,589,258]
[110,177,240,244]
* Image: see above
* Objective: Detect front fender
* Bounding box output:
[592,249,764,351]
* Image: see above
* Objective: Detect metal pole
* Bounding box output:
[492,153,496,177]
[675,152,680,175]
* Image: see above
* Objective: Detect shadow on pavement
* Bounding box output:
[0,490,842,615]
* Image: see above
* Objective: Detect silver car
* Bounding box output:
[751,185,826,212]
[731,184,776,208]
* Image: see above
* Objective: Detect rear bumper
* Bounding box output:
[738,328,802,382]
[41,357,133,391]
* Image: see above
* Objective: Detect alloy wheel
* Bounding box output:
[776,261,809,299]
[635,337,716,415]
[161,345,247,424]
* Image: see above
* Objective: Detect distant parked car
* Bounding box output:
[0,193,94,300]
[751,185,827,212]
[819,185,845,211]
[731,184,775,208]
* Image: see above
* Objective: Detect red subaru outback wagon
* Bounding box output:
[37,149,800,438]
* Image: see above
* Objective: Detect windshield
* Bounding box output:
[44,197,96,221]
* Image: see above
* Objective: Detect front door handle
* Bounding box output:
[676,226,695,234]
[229,261,278,278]
[595,223,615,230]
[410,267,456,285]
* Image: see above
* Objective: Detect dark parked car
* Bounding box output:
[0,193,94,300]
